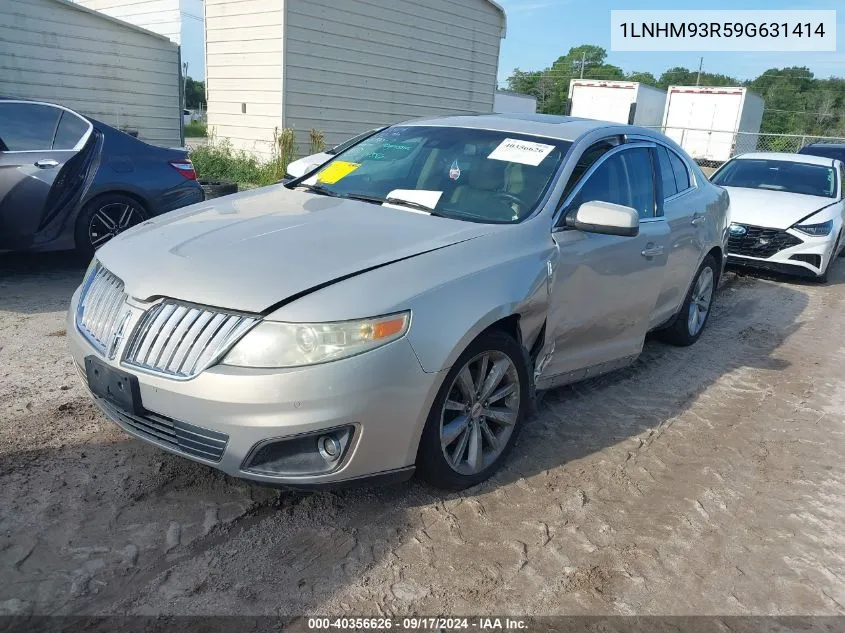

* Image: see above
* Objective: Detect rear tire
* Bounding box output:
[74,194,148,260]
[658,254,718,347]
[416,330,531,490]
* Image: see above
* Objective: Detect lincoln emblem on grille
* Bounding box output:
[108,311,132,360]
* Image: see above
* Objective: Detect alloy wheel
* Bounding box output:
[439,350,521,476]
[688,266,714,336]
[88,202,143,249]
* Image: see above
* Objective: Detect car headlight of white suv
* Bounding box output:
[222,311,410,368]
[794,219,833,236]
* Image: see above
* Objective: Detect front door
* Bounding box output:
[538,143,669,389]
[0,102,90,250]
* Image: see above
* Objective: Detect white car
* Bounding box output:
[285,127,385,179]
[711,152,845,281]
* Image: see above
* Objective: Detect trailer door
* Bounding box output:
[570,84,636,124]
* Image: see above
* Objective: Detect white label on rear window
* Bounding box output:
[488,138,555,166]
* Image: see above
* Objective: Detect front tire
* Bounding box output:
[658,254,718,347]
[416,330,531,490]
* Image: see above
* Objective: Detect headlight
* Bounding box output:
[221,311,410,368]
[794,219,833,236]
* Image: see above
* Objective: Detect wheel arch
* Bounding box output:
[73,190,152,252]
[706,245,724,286]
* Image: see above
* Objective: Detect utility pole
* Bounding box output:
[580,52,586,78]
[183,62,189,109]
[696,57,703,86]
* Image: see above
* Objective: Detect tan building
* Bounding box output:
[203,0,507,158]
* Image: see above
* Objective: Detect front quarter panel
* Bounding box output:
[266,223,554,373]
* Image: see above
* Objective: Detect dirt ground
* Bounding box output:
[1,252,845,618]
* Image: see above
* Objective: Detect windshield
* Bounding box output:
[711,158,836,198]
[299,126,571,223]
[326,128,383,155]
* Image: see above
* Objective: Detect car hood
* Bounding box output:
[97,186,493,313]
[723,186,834,230]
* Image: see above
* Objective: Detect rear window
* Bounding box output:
[53,112,90,150]
[711,158,836,198]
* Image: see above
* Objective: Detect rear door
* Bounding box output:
[538,143,670,388]
[651,144,702,326]
[0,101,92,250]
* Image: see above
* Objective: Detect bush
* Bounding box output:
[309,128,326,154]
[184,121,207,137]
[189,128,324,188]
[190,140,279,188]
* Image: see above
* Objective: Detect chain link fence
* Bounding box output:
[648,126,845,166]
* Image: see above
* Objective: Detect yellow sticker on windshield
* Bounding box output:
[316,161,360,184]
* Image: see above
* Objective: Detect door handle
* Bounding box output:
[691,213,706,226]
[34,159,59,169]
[641,244,664,258]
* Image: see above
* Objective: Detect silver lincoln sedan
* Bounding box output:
[68,114,729,490]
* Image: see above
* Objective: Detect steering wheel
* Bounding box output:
[491,192,524,219]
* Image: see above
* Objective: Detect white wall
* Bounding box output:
[283,0,505,155]
[73,0,182,43]
[204,0,283,158]
[0,0,182,147]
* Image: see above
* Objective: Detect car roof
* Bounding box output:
[733,151,836,166]
[803,142,845,149]
[399,113,654,142]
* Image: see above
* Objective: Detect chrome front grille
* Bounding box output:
[123,302,258,379]
[77,265,127,354]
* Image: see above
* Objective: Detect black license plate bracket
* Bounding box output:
[85,355,143,415]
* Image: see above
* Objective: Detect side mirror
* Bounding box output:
[565,200,639,237]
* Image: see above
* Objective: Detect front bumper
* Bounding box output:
[67,288,441,487]
[727,226,837,278]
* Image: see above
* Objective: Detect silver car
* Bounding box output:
[67,114,729,490]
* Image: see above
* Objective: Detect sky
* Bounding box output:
[495,0,844,85]
[182,0,842,84]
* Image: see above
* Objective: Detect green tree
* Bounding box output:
[504,48,845,136]
[185,77,206,109]
[626,71,658,87]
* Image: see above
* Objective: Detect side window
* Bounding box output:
[0,103,61,151]
[655,146,678,198]
[569,147,655,219]
[668,150,691,192]
[53,112,89,150]
[561,140,617,201]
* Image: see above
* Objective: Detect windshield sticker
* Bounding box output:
[449,160,461,181]
[317,161,360,184]
[383,142,413,152]
[385,189,443,212]
[488,138,555,167]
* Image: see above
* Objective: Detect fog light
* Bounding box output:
[243,426,354,476]
[318,435,342,461]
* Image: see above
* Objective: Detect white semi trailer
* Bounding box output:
[567,80,667,127]
[661,86,765,163]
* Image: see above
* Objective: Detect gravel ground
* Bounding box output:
[1,252,844,617]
